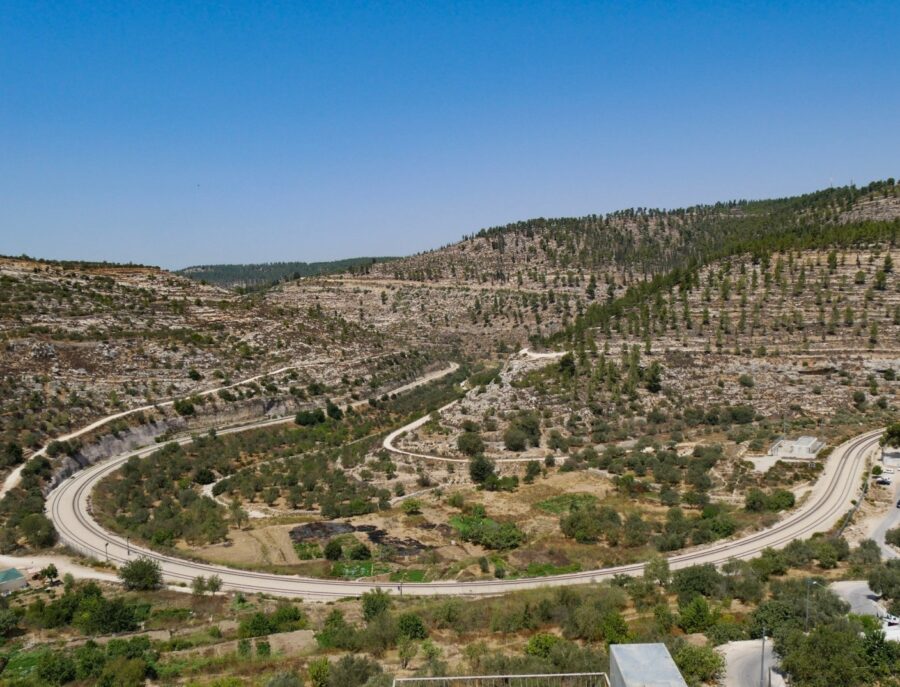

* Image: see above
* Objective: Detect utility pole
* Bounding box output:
[805,579,818,632]
[805,579,810,631]
[759,625,766,687]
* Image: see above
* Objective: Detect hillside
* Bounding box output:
[375,181,900,483]
[268,180,900,357]
[177,257,396,290]
[369,180,900,285]
[0,257,425,460]
[5,180,897,457]
[404,244,900,459]
[4,179,900,687]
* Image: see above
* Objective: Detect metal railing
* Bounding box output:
[393,673,610,687]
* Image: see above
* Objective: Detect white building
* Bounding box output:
[768,436,825,460]
[609,643,688,687]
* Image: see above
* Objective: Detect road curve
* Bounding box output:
[0,363,311,500]
[382,348,565,465]
[2,353,411,500]
[46,413,882,600]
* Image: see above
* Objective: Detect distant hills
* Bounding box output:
[177,257,396,290]
[363,179,900,287]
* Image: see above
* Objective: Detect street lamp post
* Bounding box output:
[104,541,109,562]
[759,624,766,687]
[805,579,818,632]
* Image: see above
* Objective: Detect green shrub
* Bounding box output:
[885,528,900,548]
[326,400,344,421]
[36,651,76,686]
[504,427,528,452]
[173,398,195,416]
[315,609,360,650]
[745,488,795,512]
[678,595,716,633]
[671,564,725,604]
[450,514,524,550]
[458,432,485,456]
[398,612,428,639]
[348,542,371,560]
[673,643,725,686]
[118,557,162,591]
[324,539,342,561]
[266,672,303,687]
[560,502,620,544]
[237,638,251,658]
[401,498,422,515]
[295,408,326,426]
[362,588,392,621]
[469,454,496,484]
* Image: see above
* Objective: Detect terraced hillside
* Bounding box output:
[4,181,900,687]
[385,182,900,487]
[0,257,458,555]
[399,244,900,464]
[270,181,900,356]
[369,180,900,285]
[0,257,410,453]
[177,257,395,290]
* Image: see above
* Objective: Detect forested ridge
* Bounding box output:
[546,180,900,346]
[474,179,900,277]
[368,178,898,291]
[177,257,395,290]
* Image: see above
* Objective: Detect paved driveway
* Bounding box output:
[719,639,785,687]
[871,479,900,559]
[830,580,882,616]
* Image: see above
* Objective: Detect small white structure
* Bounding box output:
[610,643,688,687]
[883,621,900,643]
[768,436,825,460]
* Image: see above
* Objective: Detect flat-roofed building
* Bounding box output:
[768,436,825,460]
[0,568,27,594]
[609,643,688,687]
[882,447,900,469]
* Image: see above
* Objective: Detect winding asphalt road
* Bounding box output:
[382,348,565,465]
[45,403,883,599]
[0,363,311,500]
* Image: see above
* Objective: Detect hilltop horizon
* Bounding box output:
[9,176,897,272]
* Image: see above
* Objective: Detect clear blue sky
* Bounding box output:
[2,1,898,269]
